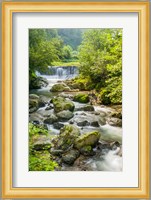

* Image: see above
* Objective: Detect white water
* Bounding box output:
[32,67,122,171]
[89,148,122,171]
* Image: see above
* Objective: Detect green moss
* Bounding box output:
[29,123,48,137]
[52,97,75,113]
[29,150,58,171]
[73,93,89,103]
[74,131,101,149]
[29,123,58,171]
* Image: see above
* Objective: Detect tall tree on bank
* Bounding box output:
[29,29,63,75]
[78,29,122,104]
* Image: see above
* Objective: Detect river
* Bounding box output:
[29,66,122,171]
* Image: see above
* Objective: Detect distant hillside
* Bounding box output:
[58,29,84,50]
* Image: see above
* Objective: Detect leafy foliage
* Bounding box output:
[29,151,58,171]
[29,123,58,171]
[78,29,122,104]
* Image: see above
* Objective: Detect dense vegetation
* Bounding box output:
[29,28,122,171]
[29,28,122,104]
[29,123,58,171]
[78,29,122,104]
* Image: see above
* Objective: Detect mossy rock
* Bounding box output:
[80,145,94,156]
[74,131,101,150]
[76,105,94,112]
[29,94,39,99]
[62,149,80,165]
[44,114,58,124]
[51,124,80,152]
[73,93,89,103]
[50,83,71,92]
[29,77,48,89]
[52,97,75,113]
[29,99,39,113]
[32,135,52,151]
[56,110,74,121]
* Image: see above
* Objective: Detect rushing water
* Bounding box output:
[30,66,122,171]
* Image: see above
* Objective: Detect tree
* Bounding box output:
[62,45,73,60]
[29,29,62,73]
[78,28,122,104]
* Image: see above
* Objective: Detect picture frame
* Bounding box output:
[2,1,150,198]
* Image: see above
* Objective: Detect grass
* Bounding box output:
[52,61,80,67]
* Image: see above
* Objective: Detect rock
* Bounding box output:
[29,99,39,113]
[76,105,94,112]
[65,81,85,90]
[80,145,94,156]
[110,112,122,119]
[56,110,74,121]
[29,113,44,123]
[62,149,80,165]
[77,120,90,127]
[73,93,89,103]
[30,76,48,89]
[74,131,101,150]
[53,122,64,129]
[90,121,100,127]
[50,83,71,92]
[108,118,122,127]
[29,94,39,99]
[52,97,75,113]
[58,93,74,100]
[38,95,48,107]
[32,135,52,151]
[51,124,80,152]
[50,148,64,156]
[44,114,58,124]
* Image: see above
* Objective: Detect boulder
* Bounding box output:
[56,110,74,121]
[30,77,48,89]
[108,118,122,127]
[62,149,80,165]
[110,112,122,119]
[29,94,39,99]
[58,93,74,100]
[80,145,94,156]
[74,131,101,150]
[38,95,48,107]
[73,93,89,103]
[50,83,71,92]
[29,113,44,124]
[29,99,39,113]
[77,120,90,127]
[90,121,100,127]
[53,122,64,130]
[32,135,52,151]
[76,105,94,112]
[44,114,58,124]
[51,124,80,152]
[52,97,75,113]
[65,81,85,90]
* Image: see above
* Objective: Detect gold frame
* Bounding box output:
[2,2,150,198]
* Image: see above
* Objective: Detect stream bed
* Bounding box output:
[29,67,122,171]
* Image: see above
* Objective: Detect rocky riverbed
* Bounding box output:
[29,71,122,171]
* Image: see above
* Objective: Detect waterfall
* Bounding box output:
[56,67,63,78]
